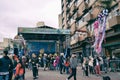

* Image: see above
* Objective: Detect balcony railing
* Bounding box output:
[108,14,120,27]
[82,2,89,13]
[69,0,74,8]
[73,4,78,12]
[66,7,70,13]
[76,0,83,7]
[76,11,81,19]
[84,12,93,22]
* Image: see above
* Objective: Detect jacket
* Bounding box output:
[70,57,78,68]
[0,56,13,75]
[15,63,24,76]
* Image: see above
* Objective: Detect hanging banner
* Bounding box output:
[92,9,108,54]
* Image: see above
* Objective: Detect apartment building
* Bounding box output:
[60,0,120,57]
[58,14,63,29]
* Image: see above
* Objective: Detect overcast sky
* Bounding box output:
[0,0,61,41]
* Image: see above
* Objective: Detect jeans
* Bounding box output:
[32,67,38,78]
[68,68,77,80]
[65,66,69,74]
[14,75,24,80]
[0,74,9,80]
[19,75,24,80]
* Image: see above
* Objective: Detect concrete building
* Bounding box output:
[58,14,63,29]
[0,38,13,53]
[60,0,120,58]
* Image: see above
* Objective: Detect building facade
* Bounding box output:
[0,38,13,53]
[60,0,120,58]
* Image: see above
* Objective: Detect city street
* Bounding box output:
[24,67,120,80]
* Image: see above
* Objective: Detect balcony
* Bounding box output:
[78,1,85,12]
[70,23,76,35]
[69,0,74,8]
[67,22,71,29]
[77,22,87,30]
[76,0,83,7]
[108,15,120,27]
[76,11,82,20]
[69,12,72,19]
[82,2,89,13]
[74,13,78,20]
[73,4,78,12]
[91,7,101,19]
[71,3,74,12]
[84,12,93,22]
[89,0,96,7]
[66,7,70,13]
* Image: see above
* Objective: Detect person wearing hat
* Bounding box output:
[66,53,78,80]
[0,50,13,80]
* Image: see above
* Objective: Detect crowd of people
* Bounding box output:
[0,49,116,80]
[0,50,25,80]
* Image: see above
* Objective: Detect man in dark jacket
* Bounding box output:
[0,50,13,80]
[30,53,39,79]
[59,53,64,74]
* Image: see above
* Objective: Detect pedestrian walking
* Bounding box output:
[88,56,94,74]
[43,54,47,71]
[66,53,78,80]
[82,57,89,76]
[30,53,39,79]
[8,54,14,80]
[59,53,64,74]
[0,50,13,80]
[14,59,25,80]
[93,56,101,76]
[64,57,70,74]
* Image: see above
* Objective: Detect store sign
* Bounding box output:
[18,27,70,34]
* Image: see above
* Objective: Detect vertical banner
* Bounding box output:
[92,9,108,54]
